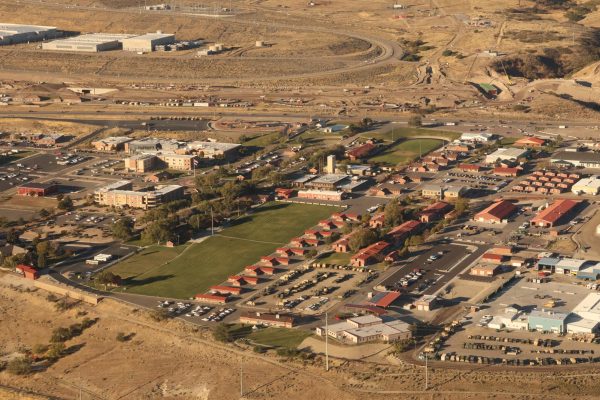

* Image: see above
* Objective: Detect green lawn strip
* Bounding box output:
[242,132,280,147]
[316,251,351,265]
[247,327,312,348]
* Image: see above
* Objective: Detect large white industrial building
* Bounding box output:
[0,23,59,45]
[42,33,134,52]
[121,32,175,52]
[42,31,176,53]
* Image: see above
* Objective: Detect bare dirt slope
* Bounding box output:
[3,274,600,400]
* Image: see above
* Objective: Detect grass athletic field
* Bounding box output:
[109,202,340,298]
[369,138,443,165]
[360,127,460,142]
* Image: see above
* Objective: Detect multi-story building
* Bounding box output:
[186,141,240,160]
[124,154,157,173]
[94,181,184,210]
[158,154,197,171]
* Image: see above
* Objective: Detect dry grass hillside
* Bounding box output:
[3,274,600,399]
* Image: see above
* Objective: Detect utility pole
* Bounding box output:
[425,354,428,391]
[325,311,329,371]
[240,361,244,397]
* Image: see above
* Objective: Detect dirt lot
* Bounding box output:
[0,118,97,136]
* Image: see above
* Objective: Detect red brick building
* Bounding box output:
[350,241,391,267]
[17,183,57,197]
[16,264,39,280]
[474,200,517,224]
[531,199,580,228]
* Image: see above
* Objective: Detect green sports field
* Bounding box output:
[369,138,443,166]
[108,202,340,298]
[360,127,460,142]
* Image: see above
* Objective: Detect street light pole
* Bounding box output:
[240,361,244,397]
[325,311,329,371]
[425,354,428,391]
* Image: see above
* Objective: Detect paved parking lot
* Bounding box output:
[378,242,488,297]
[253,267,367,315]
[55,211,116,229]
[55,243,138,275]
[17,153,76,173]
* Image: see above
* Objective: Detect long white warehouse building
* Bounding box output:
[122,32,175,52]
[0,23,59,45]
[42,33,135,52]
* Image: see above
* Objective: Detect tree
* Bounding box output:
[95,271,122,288]
[37,253,47,269]
[251,165,273,181]
[6,229,19,244]
[57,196,74,211]
[189,214,210,231]
[268,171,284,186]
[360,117,373,129]
[349,124,361,134]
[39,208,50,218]
[349,228,378,252]
[454,197,469,216]
[142,220,174,244]
[408,115,422,127]
[112,217,135,241]
[407,234,424,247]
[384,200,403,227]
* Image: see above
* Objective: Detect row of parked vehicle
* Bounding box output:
[185,304,212,318]
[397,268,425,288]
[157,300,192,315]
[202,307,235,322]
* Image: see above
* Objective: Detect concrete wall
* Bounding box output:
[34,279,102,305]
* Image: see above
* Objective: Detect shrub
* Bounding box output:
[150,309,170,322]
[50,327,71,343]
[213,323,234,343]
[276,347,301,358]
[253,345,267,354]
[32,344,49,355]
[116,332,127,342]
[46,343,66,361]
[6,357,32,375]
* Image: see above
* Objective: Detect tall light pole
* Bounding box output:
[240,360,244,397]
[425,354,428,391]
[325,311,329,371]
